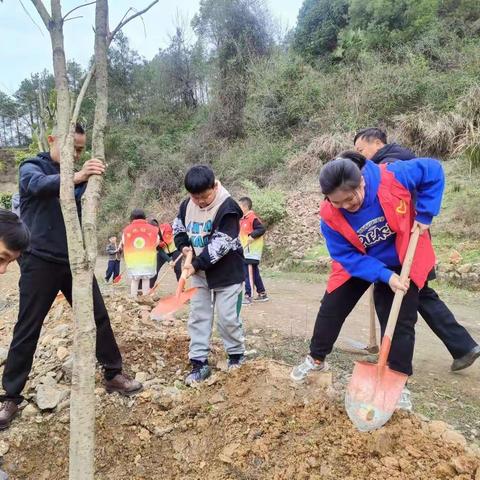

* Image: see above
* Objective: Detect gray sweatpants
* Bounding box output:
[189,273,245,362]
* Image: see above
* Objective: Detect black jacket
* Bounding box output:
[19,152,86,264]
[174,197,244,289]
[371,143,416,164]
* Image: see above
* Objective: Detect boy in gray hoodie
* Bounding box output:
[173,165,245,385]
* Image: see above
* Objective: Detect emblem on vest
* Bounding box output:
[396,199,407,214]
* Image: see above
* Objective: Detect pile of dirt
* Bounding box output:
[0,294,480,479]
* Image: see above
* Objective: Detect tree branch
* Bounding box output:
[30,0,51,29]
[108,0,159,44]
[71,66,95,125]
[63,1,96,21]
[19,0,45,36]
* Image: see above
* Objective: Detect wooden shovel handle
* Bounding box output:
[378,227,421,367]
[368,285,378,349]
[176,249,193,297]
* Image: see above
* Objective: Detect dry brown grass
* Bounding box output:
[286,132,350,179]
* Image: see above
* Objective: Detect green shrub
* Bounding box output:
[0,193,13,210]
[241,180,286,226]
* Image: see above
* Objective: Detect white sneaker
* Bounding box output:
[290,355,329,381]
[396,387,413,412]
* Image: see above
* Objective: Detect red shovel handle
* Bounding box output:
[379,227,420,367]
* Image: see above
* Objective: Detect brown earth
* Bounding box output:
[0,261,480,479]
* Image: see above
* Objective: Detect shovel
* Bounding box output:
[366,285,379,354]
[345,226,420,432]
[150,250,197,320]
[148,253,183,295]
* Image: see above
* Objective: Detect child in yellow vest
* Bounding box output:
[238,197,268,305]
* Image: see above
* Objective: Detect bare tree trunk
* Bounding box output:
[37,85,49,151]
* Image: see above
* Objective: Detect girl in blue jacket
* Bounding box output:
[291,151,446,408]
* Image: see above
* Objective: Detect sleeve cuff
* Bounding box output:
[379,268,393,284]
[192,258,203,272]
[415,212,433,225]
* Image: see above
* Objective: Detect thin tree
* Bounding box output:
[28,1,158,478]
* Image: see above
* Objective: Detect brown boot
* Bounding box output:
[0,401,18,430]
[104,373,142,396]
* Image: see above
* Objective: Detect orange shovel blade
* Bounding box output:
[150,287,197,320]
[113,274,122,284]
[345,360,408,432]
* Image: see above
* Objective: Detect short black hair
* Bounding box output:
[353,128,387,145]
[184,165,215,194]
[75,123,86,135]
[238,197,252,210]
[0,209,30,252]
[130,208,146,221]
[147,217,159,227]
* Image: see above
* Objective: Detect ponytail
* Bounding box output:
[319,151,366,195]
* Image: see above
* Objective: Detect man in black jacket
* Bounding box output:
[0,124,142,430]
[354,127,480,371]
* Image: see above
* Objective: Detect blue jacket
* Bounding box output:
[19,152,86,264]
[321,159,444,284]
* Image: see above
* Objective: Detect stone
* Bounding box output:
[0,441,9,456]
[442,429,467,448]
[40,375,58,387]
[0,347,8,366]
[36,384,64,410]
[458,263,473,274]
[62,357,73,377]
[0,469,8,480]
[22,403,39,418]
[428,420,448,438]
[210,392,226,404]
[135,372,148,383]
[56,346,69,361]
[154,426,173,437]
[451,455,478,475]
[435,462,457,478]
[369,429,394,456]
[381,456,399,469]
[218,443,239,464]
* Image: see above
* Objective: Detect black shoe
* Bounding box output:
[451,345,480,372]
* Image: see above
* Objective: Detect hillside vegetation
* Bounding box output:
[1,0,479,258]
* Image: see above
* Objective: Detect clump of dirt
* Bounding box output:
[1,295,479,480]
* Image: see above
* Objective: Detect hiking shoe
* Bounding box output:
[242,295,252,306]
[104,373,143,396]
[451,345,480,372]
[290,355,329,381]
[396,387,413,412]
[228,354,246,370]
[254,293,269,302]
[0,400,18,430]
[185,361,211,386]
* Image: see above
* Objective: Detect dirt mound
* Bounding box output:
[0,295,479,479]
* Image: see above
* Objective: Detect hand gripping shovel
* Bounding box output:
[150,250,197,320]
[345,227,420,432]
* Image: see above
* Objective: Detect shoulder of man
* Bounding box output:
[19,152,52,172]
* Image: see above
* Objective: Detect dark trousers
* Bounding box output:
[416,282,477,359]
[105,259,120,282]
[243,263,266,297]
[149,250,182,288]
[1,254,123,404]
[310,274,419,375]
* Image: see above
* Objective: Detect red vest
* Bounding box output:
[320,165,435,293]
[239,211,258,237]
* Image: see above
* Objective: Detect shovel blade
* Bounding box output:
[150,287,197,320]
[345,360,407,432]
[113,274,122,284]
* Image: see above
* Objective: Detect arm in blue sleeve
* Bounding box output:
[20,163,60,197]
[321,222,393,285]
[387,158,445,225]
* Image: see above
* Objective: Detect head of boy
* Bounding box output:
[109,235,117,244]
[130,209,146,222]
[353,128,387,160]
[319,151,367,213]
[184,165,218,209]
[0,209,30,274]
[238,197,252,216]
[48,123,86,164]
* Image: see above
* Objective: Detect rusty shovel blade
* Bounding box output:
[345,360,408,432]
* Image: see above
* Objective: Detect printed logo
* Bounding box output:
[186,220,213,248]
[396,199,407,214]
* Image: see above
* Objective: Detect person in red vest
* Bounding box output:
[148,219,182,288]
[291,151,446,410]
